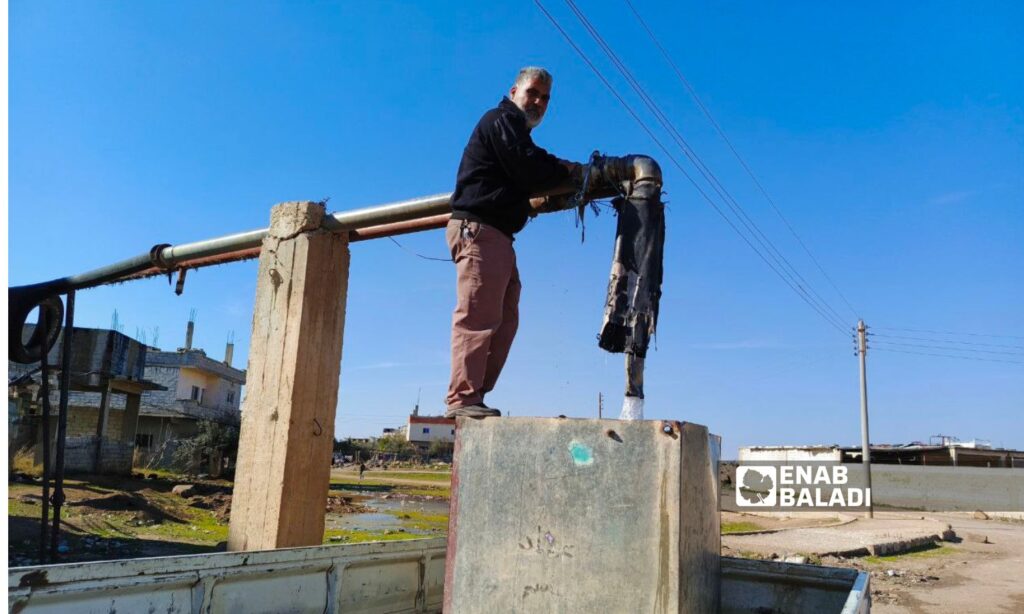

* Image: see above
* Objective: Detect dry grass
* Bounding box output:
[12,447,41,477]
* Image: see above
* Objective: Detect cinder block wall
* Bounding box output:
[62,406,125,439]
[54,436,134,475]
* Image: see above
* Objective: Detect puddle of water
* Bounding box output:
[326,492,450,535]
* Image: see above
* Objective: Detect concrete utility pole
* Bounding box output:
[857,320,874,518]
[598,392,603,419]
[228,201,350,551]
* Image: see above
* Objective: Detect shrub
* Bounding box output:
[172,421,239,474]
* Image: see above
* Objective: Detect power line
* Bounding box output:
[872,347,1024,365]
[622,0,860,321]
[566,0,847,330]
[869,333,1024,350]
[869,340,1024,357]
[543,0,849,334]
[873,326,1024,340]
[564,0,849,330]
[387,237,452,263]
[533,0,846,336]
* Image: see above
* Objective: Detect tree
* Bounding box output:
[334,437,373,459]
[427,440,453,459]
[173,421,240,474]
[377,433,417,456]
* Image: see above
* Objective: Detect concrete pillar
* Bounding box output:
[444,417,721,613]
[228,201,349,551]
[94,381,110,472]
[121,392,141,468]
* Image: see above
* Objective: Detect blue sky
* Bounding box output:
[9,1,1023,456]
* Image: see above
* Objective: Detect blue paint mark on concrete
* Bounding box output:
[569,441,594,466]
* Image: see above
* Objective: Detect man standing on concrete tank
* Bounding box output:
[445,66,580,419]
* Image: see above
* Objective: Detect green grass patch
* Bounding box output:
[364,472,451,482]
[330,477,397,488]
[401,486,450,498]
[134,468,190,481]
[9,497,52,519]
[721,521,764,534]
[387,509,449,531]
[323,529,423,544]
[329,477,450,499]
[138,509,228,544]
[863,543,954,565]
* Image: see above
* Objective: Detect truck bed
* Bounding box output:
[9,538,868,613]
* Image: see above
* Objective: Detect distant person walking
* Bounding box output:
[359,462,367,481]
[445,66,581,419]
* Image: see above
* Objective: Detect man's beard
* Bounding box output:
[524,106,544,128]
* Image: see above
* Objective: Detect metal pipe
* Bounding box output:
[17,156,661,294]
[117,213,456,283]
[10,154,660,362]
[349,213,452,242]
[151,193,454,270]
[50,289,74,560]
[38,309,51,563]
[324,193,453,232]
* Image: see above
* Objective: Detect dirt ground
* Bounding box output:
[7,471,404,566]
[10,471,1023,613]
[820,513,1024,613]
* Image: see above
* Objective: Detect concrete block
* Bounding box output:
[444,417,721,613]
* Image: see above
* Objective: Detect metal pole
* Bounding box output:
[50,289,74,559]
[598,392,603,419]
[11,156,658,364]
[857,320,874,518]
[13,165,638,298]
[38,310,51,562]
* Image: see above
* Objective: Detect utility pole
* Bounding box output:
[857,320,874,518]
[598,392,603,419]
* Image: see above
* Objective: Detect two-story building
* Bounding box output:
[405,415,456,450]
[8,326,163,475]
[8,323,246,475]
[135,345,246,459]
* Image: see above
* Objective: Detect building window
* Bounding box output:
[423,427,430,434]
[136,433,154,448]
[451,429,455,435]
[227,390,235,404]
[191,386,200,401]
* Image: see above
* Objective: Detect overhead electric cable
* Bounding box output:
[872,348,1024,365]
[869,340,1024,357]
[562,0,849,331]
[564,0,847,330]
[872,326,1024,340]
[387,237,452,263]
[869,333,1024,350]
[552,0,850,332]
[533,0,848,336]
[622,0,860,320]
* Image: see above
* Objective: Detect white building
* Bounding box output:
[405,416,456,448]
[738,445,843,463]
[135,345,245,455]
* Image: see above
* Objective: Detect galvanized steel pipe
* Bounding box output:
[9,155,660,361]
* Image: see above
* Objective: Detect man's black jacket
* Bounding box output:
[451,97,570,238]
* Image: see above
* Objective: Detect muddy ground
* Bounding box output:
[8,469,449,567]
[9,471,1023,612]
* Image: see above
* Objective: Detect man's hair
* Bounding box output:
[514,66,553,87]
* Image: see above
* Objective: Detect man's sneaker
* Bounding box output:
[445,404,501,419]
